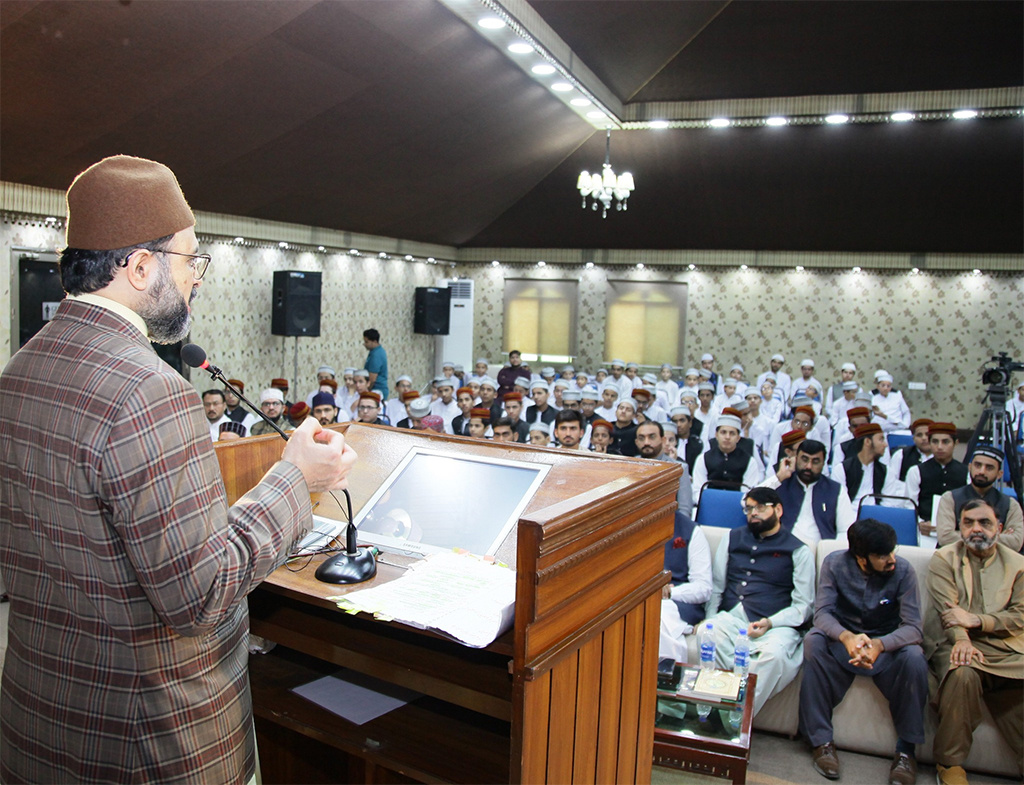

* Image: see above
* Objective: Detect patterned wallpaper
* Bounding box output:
[459,262,1024,427]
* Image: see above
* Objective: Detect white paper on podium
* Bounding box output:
[330,551,516,648]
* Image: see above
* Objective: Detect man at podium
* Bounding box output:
[0,155,356,784]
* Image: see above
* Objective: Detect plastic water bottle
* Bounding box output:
[699,622,716,671]
[734,628,750,680]
[697,701,712,722]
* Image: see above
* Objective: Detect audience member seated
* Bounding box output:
[823,362,861,414]
[468,406,491,439]
[355,391,387,425]
[450,386,474,436]
[250,388,287,436]
[528,380,558,426]
[692,412,764,503]
[791,359,823,403]
[635,420,693,520]
[589,419,612,453]
[202,389,230,441]
[872,373,911,433]
[595,380,619,421]
[670,405,705,474]
[396,396,431,429]
[904,422,967,537]
[430,377,459,431]
[310,391,339,426]
[934,445,1023,552]
[490,416,518,443]
[303,365,338,407]
[553,409,585,451]
[924,498,1024,785]
[767,429,807,481]
[660,512,713,661]
[528,420,551,446]
[889,418,934,488]
[766,405,830,469]
[757,354,792,402]
[800,519,926,785]
[217,420,247,441]
[832,423,901,508]
[610,398,640,457]
[501,392,529,442]
[828,380,862,428]
[223,379,257,430]
[759,439,855,548]
[288,402,309,429]
[704,487,815,715]
[657,364,679,410]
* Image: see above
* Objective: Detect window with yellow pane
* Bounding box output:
[503,279,578,362]
[605,281,688,366]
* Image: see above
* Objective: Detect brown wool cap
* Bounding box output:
[793,405,816,420]
[846,406,870,421]
[226,379,245,392]
[503,392,523,402]
[401,390,420,403]
[289,402,310,419]
[66,155,195,250]
[470,407,492,421]
[359,391,382,404]
[320,378,338,392]
[781,429,806,447]
[853,423,883,439]
[591,418,613,433]
[911,418,934,432]
[457,386,474,397]
[928,422,957,437]
[271,378,289,390]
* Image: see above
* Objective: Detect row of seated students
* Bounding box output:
[660,485,1023,785]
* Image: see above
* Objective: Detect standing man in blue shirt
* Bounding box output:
[363,328,388,397]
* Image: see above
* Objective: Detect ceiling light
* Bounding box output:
[278,241,288,249]
[427,257,435,262]
[44,216,58,223]
[766,116,788,126]
[795,265,805,271]
[491,260,500,267]
[537,260,546,267]
[317,246,325,252]
[531,64,556,75]
[551,82,573,92]
[972,268,982,275]
[650,120,670,129]
[405,255,413,261]
[953,109,978,120]
[740,264,748,270]
[349,248,359,255]
[708,118,730,128]
[234,236,245,243]
[378,252,388,258]
[570,98,592,107]
[586,111,606,119]
[507,42,533,54]
[825,114,849,124]
[852,266,861,273]
[911,267,920,273]
[577,129,634,219]
[891,112,914,122]
[585,262,594,269]
[636,263,644,270]
[478,17,505,29]
[688,264,696,271]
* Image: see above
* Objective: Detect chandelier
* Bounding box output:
[576,129,635,218]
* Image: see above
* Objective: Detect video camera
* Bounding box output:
[981,352,1024,406]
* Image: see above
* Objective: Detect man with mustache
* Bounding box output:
[925,499,1024,785]
[757,439,856,548]
[934,445,1023,552]
[704,487,815,716]
[799,520,927,784]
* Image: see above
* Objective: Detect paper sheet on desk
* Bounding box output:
[330,551,516,648]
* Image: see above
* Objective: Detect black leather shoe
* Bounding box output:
[812,742,840,780]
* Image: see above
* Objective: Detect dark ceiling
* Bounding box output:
[1,0,1021,254]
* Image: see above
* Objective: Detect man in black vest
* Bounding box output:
[691,412,764,505]
[705,487,815,715]
[759,439,855,548]
[659,513,713,661]
[799,520,927,784]
[669,406,705,474]
[610,398,640,457]
[934,445,1023,552]
[904,422,967,538]
[889,418,933,487]
[450,386,474,436]
[832,423,900,509]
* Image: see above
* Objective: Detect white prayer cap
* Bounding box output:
[771,353,785,363]
[561,364,575,373]
[260,388,284,403]
[800,358,815,367]
[626,362,639,370]
[722,378,737,388]
[733,400,750,413]
[661,363,673,370]
[670,406,691,417]
[601,380,620,392]
[699,369,712,379]
[841,362,857,372]
[407,397,432,418]
[679,389,698,401]
[762,372,778,382]
[475,357,489,366]
[454,364,464,372]
[617,398,638,412]
[514,376,531,388]
[842,380,859,390]
[791,395,813,407]
[576,371,590,379]
[730,363,744,373]
[610,358,626,368]
[642,373,658,384]
[874,369,888,380]
[479,376,498,389]
[562,389,582,402]
[529,421,550,435]
[745,389,762,399]
[436,377,455,389]
[581,388,600,401]
[685,368,700,377]
[553,379,571,389]
[442,360,455,369]
[855,390,872,402]
[717,414,742,430]
[698,382,716,392]
[701,353,714,362]
[877,372,894,383]
[433,375,447,384]
[354,369,370,378]
[343,367,357,375]
[317,365,336,376]
[542,367,556,376]
[396,374,413,384]
[530,379,549,391]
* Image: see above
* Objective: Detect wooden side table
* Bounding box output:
[653,670,757,785]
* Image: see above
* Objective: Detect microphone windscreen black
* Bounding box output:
[180,343,207,368]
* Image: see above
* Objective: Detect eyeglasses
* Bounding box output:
[743,502,773,516]
[159,250,211,280]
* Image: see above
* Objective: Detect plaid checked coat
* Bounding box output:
[0,299,312,783]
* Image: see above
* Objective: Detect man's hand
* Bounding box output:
[949,639,985,668]
[940,601,981,630]
[849,639,883,669]
[839,630,871,661]
[662,583,673,600]
[748,618,772,639]
[281,418,357,493]
[918,520,936,536]
[775,457,794,481]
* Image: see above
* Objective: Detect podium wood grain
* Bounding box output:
[215,423,679,783]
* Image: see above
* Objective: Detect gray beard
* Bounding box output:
[138,259,194,344]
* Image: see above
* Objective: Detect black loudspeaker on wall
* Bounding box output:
[413,287,451,335]
[272,270,322,336]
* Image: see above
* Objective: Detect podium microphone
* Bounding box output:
[180,343,289,441]
[179,344,376,585]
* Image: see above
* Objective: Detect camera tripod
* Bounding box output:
[965,387,1023,501]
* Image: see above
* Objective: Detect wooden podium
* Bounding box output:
[215,424,681,784]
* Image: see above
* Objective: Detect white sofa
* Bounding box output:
[693,526,1019,778]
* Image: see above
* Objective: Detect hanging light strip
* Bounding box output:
[624,106,1023,130]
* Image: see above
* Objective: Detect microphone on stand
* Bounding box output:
[180,344,289,441]
[179,344,376,585]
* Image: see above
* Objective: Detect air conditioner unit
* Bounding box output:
[435,278,474,375]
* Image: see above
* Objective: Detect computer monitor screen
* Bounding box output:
[352,447,550,557]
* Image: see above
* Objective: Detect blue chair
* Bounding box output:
[695,485,748,530]
[857,495,920,546]
[887,432,914,450]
